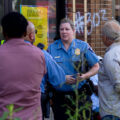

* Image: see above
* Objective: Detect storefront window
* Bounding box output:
[11,0,56,49]
[0,0,4,40]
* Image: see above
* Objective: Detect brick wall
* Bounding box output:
[66,0,113,57]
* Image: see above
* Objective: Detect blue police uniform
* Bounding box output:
[40,50,66,93]
[24,40,66,120]
[48,39,99,120]
[48,39,99,91]
[24,41,66,92]
[40,50,66,120]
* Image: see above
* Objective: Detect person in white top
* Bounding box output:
[98,20,120,120]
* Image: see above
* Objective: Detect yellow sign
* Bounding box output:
[20,5,48,49]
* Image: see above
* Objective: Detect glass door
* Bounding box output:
[0,0,4,40]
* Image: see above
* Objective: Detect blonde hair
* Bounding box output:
[60,18,75,30]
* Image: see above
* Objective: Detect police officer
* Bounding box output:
[48,18,99,120]
[24,21,77,120]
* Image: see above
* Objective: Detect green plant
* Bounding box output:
[64,83,92,120]
[0,104,22,120]
[64,52,92,120]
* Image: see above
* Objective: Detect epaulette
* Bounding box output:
[75,39,86,45]
[54,40,60,44]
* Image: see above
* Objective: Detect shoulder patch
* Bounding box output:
[54,40,60,44]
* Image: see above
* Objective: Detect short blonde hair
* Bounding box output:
[60,18,75,30]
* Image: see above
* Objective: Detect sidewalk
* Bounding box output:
[44,107,54,120]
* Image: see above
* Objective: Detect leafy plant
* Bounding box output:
[0,104,22,120]
[64,52,92,120]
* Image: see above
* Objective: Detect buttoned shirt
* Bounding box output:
[48,39,99,91]
[24,41,66,93]
[0,39,46,120]
[98,42,120,118]
[40,50,66,93]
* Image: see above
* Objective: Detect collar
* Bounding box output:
[5,38,24,44]
[24,40,31,44]
[71,39,76,48]
[57,40,63,49]
[57,39,76,49]
[106,42,120,52]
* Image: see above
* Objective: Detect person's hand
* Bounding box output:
[65,75,76,84]
[76,73,86,82]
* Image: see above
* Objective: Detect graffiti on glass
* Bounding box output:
[75,9,108,35]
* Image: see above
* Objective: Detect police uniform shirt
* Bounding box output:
[48,39,99,91]
[24,40,66,93]
[40,50,66,93]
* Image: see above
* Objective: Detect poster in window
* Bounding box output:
[20,5,48,49]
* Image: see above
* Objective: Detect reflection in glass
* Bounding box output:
[0,0,4,40]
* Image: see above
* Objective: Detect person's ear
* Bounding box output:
[108,38,113,44]
[29,33,34,40]
[29,33,32,40]
[73,29,75,33]
[73,29,75,36]
[104,36,113,46]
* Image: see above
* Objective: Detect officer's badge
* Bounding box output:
[75,48,80,55]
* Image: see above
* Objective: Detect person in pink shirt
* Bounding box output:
[0,12,47,120]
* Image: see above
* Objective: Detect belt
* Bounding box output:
[54,85,87,95]
[53,82,93,96]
